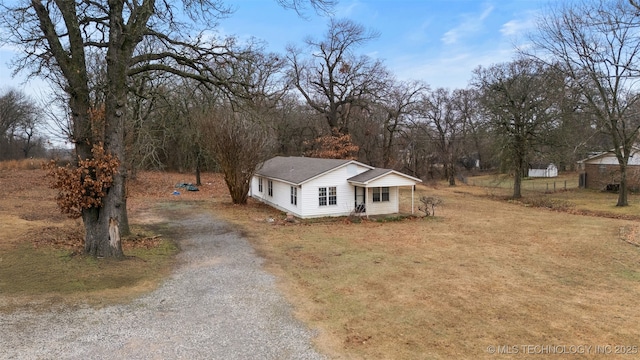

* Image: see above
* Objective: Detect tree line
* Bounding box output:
[1,0,638,258]
[0,89,48,160]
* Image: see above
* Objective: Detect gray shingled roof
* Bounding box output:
[347,168,393,183]
[255,156,354,185]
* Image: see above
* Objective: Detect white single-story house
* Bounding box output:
[528,163,558,178]
[250,156,422,219]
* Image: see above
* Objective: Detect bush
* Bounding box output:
[419,196,443,217]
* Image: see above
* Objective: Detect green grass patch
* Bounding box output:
[0,239,177,295]
[0,238,178,311]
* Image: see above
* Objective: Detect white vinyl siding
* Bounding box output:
[250,176,303,216]
[298,164,370,218]
[365,173,418,187]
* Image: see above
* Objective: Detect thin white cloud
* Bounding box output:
[500,11,537,37]
[441,4,494,45]
[501,20,527,36]
[391,44,515,89]
[336,0,362,18]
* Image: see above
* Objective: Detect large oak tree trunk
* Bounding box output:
[83,202,123,258]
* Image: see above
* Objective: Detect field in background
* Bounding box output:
[2,161,640,359]
[211,172,640,359]
[465,172,579,193]
[458,172,640,220]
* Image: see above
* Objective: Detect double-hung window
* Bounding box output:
[319,186,337,206]
[372,187,390,202]
[328,187,337,205]
[258,177,263,192]
[268,180,273,196]
[291,186,297,205]
[319,187,327,206]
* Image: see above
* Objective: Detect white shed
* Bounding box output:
[250,156,422,219]
[528,163,558,178]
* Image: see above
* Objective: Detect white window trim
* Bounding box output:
[319,186,337,206]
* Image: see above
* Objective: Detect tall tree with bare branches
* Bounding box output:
[529,0,640,206]
[287,18,389,135]
[473,58,564,198]
[0,88,41,160]
[419,88,468,186]
[0,0,333,258]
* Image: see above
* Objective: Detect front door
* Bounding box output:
[354,186,366,213]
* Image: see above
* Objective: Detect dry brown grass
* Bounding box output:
[462,172,640,220]
[0,167,221,311]
[465,172,580,194]
[4,165,640,359]
[0,158,48,171]
[209,179,640,359]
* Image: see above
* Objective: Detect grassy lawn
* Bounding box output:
[464,172,580,194]
[462,172,640,219]
[3,162,640,359]
[0,162,189,311]
[211,175,640,359]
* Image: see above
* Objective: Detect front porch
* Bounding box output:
[347,168,421,217]
[351,184,417,217]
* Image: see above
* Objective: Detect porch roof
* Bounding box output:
[347,168,422,186]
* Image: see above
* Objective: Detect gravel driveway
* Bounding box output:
[0,208,326,360]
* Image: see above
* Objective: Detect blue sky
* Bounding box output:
[218,0,556,89]
[0,0,558,97]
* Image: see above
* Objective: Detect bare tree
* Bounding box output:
[379,80,428,168]
[472,58,564,198]
[0,89,41,160]
[199,106,276,204]
[419,88,467,186]
[400,122,435,180]
[0,0,332,258]
[529,0,640,206]
[287,18,389,135]
[453,88,487,172]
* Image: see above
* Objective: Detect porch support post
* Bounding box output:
[411,185,415,214]
[364,186,368,218]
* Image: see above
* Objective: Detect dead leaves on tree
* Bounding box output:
[44,143,119,218]
[305,128,359,159]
